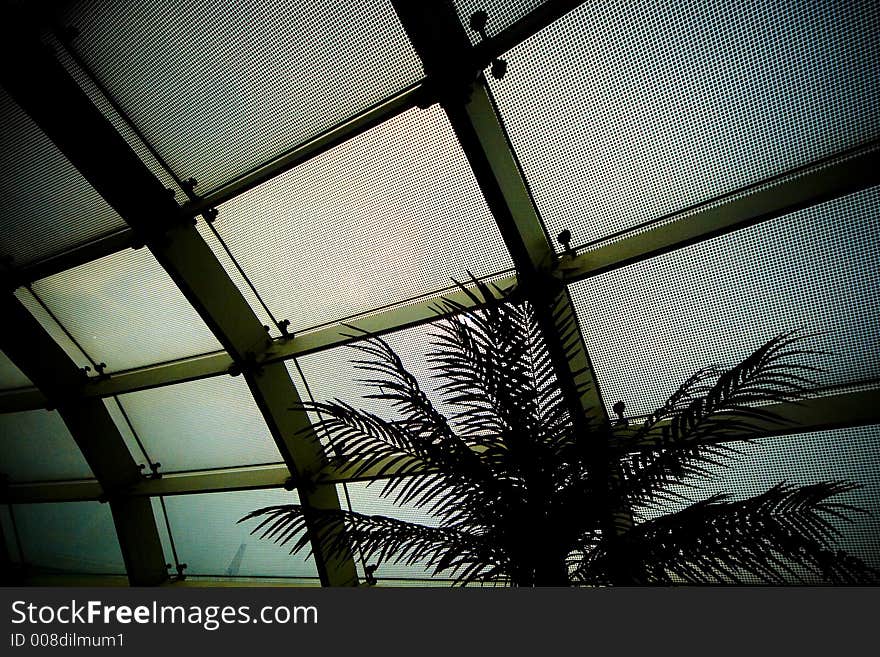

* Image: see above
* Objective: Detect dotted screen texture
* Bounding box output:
[13,287,94,373]
[112,374,282,473]
[0,88,126,268]
[61,0,424,194]
[45,34,187,201]
[293,319,465,429]
[0,409,93,483]
[0,350,31,390]
[489,0,880,251]
[210,105,513,334]
[27,247,223,373]
[636,425,880,583]
[571,186,880,419]
[453,0,547,45]
[162,489,319,579]
[9,501,125,574]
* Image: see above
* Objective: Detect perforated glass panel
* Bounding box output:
[13,287,92,371]
[211,105,512,333]
[114,375,282,473]
[570,187,880,418]
[28,247,223,372]
[0,351,31,390]
[636,424,880,582]
[0,88,126,267]
[61,0,423,193]
[11,501,125,574]
[0,409,93,483]
[293,321,451,424]
[489,0,880,250]
[163,489,319,578]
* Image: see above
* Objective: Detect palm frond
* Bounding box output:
[239,504,499,585]
[577,482,879,585]
[617,331,822,507]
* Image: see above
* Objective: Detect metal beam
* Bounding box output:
[0,273,517,412]
[556,144,880,283]
[0,24,357,586]
[391,0,633,578]
[0,294,167,585]
[9,386,878,503]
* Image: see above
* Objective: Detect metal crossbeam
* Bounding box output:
[0,21,356,586]
[0,294,167,585]
[9,386,877,503]
[0,274,518,410]
[392,0,636,582]
[556,145,880,283]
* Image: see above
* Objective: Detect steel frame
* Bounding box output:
[1,0,878,585]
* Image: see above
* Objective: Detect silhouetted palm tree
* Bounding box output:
[241,281,878,586]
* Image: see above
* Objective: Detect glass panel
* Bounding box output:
[196,222,276,334]
[0,409,93,483]
[114,375,282,473]
[13,286,93,371]
[28,247,223,372]
[0,350,32,390]
[490,1,880,250]
[47,36,187,201]
[637,424,880,582]
[453,0,547,45]
[341,480,449,582]
[163,489,319,578]
[570,187,880,418]
[101,397,151,469]
[61,0,423,193]
[0,88,126,268]
[211,105,513,332]
[293,321,451,423]
[12,501,125,574]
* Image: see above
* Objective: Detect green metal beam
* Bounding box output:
[390,0,631,570]
[0,22,357,586]
[0,294,167,585]
[555,145,880,283]
[0,273,518,412]
[9,386,878,504]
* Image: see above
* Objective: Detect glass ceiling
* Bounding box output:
[0,88,125,268]
[112,374,282,473]
[8,501,125,574]
[0,409,93,483]
[60,0,423,194]
[490,0,880,251]
[209,105,513,333]
[571,186,880,418]
[2,1,878,586]
[25,247,223,372]
[160,489,318,578]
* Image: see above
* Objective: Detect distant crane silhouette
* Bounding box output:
[226,542,247,577]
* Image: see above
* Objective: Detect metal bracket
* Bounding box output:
[468,10,508,80]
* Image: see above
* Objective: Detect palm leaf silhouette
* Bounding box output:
[240,283,878,586]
